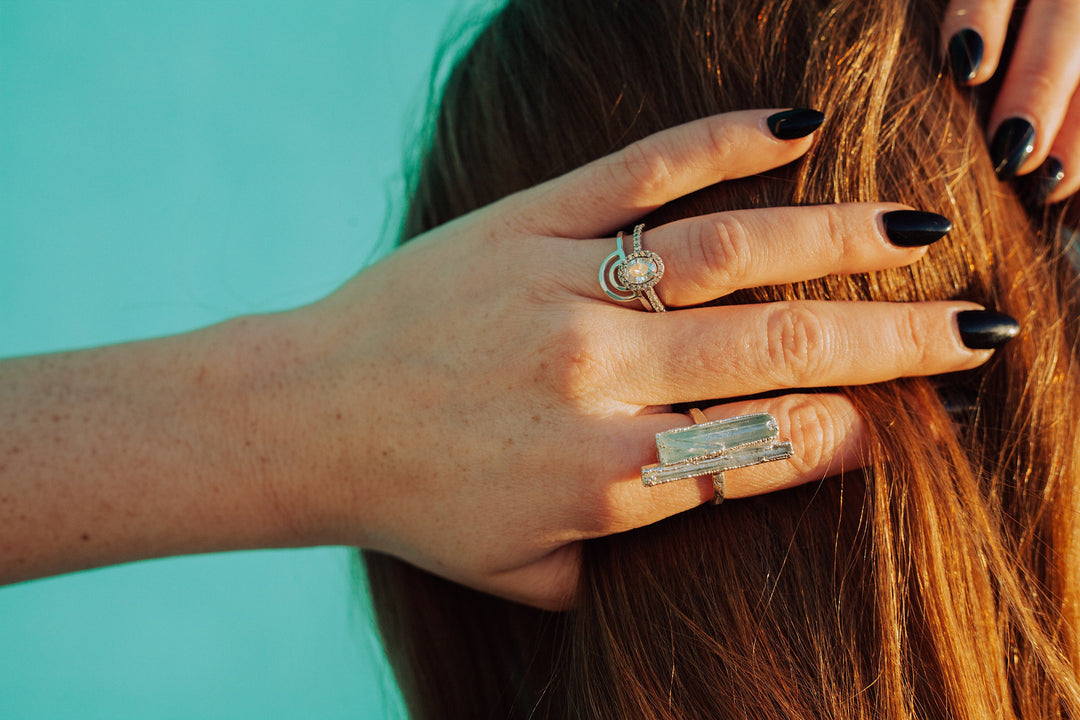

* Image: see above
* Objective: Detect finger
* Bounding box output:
[941,0,1014,85]
[589,393,866,534]
[987,1,1080,178]
[502,108,824,240]
[1038,86,1080,202]
[483,543,582,611]
[568,204,950,307]
[610,302,1016,406]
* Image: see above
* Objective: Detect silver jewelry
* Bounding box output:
[598,231,632,301]
[641,412,794,505]
[598,223,666,312]
[687,408,726,504]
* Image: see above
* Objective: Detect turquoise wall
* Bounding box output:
[0,1,497,717]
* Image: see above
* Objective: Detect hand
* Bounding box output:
[267,109,1014,610]
[942,0,1080,201]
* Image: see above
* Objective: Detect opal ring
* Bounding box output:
[598,224,666,312]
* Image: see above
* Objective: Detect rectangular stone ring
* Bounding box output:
[641,412,794,505]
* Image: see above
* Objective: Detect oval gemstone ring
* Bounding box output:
[598,224,666,312]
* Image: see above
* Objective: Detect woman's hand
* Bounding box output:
[262,109,1014,610]
[942,0,1080,201]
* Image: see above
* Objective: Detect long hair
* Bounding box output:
[364,0,1080,717]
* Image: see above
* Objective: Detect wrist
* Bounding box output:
[217,301,380,553]
[0,314,328,582]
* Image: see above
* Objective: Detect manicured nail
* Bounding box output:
[937,384,978,419]
[989,118,1036,180]
[766,109,825,140]
[1030,156,1065,203]
[947,29,983,84]
[930,376,979,418]
[881,210,952,247]
[956,310,1020,350]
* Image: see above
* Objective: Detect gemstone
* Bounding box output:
[641,413,793,487]
[623,258,657,285]
[656,414,778,462]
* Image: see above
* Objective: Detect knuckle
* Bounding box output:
[776,396,840,476]
[542,319,611,403]
[891,304,931,370]
[616,140,677,200]
[764,304,830,386]
[820,204,856,264]
[487,193,536,239]
[703,116,738,163]
[693,215,753,294]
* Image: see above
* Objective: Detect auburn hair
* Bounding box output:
[363,0,1080,717]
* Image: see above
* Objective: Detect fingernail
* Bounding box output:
[881,210,952,247]
[956,310,1020,349]
[989,118,1036,180]
[940,386,978,419]
[766,109,825,140]
[947,29,983,84]
[1029,156,1065,203]
[930,376,979,417]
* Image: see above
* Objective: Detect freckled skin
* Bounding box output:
[0,110,1006,608]
[0,317,304,583]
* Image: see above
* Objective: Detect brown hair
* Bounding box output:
[363,0,1080,717]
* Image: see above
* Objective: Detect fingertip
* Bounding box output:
[955,309,1020,351]
[1033,157,1071,203]
[538,108,832,238]
[707,393,866,499]
[764,108,825,141]
[989,117,1037,180]
[1038,94,1080,202]
[880,209,953,248]
[945,28,984,85]
[940,0,1007,86]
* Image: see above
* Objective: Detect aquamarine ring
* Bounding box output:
[642,411,794,505]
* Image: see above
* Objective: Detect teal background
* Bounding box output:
[0,1,497,717]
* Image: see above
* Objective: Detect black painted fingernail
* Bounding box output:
[766,109,825,140]
[933,382,979,420]
[1030,156,1065,203]
[942,389,978,418]
[947,29,983,84]
[882,210,952,247]
[989,118,1036,180]
[957,310,1020,349]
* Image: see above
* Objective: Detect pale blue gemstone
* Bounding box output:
[656,413,778,464]
[641,413,792,487]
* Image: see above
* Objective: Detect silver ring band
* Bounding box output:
[598,224,666,312]
[688,408,725,505]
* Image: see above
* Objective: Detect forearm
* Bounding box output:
[0,316,310,583]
